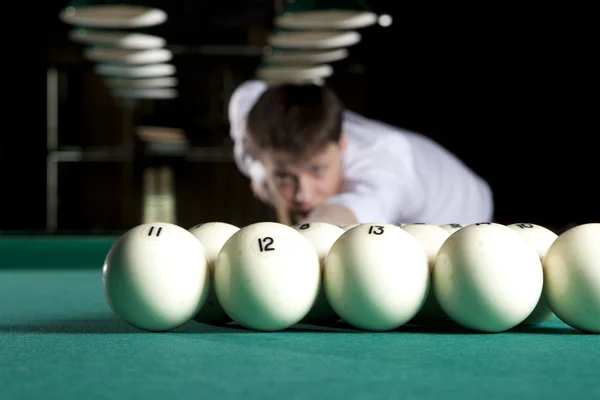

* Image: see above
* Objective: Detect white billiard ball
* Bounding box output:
[214,222,320,331]
[103,222,209,332]
[188,222,240,325]
[293,222,345,323]
[543,223,600,333]
[324,223,429,331]
[433,222,543,332]
[507,222,558,325]
[401,223,451,323]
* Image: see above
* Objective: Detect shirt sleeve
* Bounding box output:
[228,80,268,185]
[326,159,427,224]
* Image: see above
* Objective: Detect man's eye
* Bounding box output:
[312,165,325,174]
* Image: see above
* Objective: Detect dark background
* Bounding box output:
[1,1,596,234]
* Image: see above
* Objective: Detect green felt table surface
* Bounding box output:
[1,237,599,399]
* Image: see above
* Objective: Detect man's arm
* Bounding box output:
[298,203,358,226]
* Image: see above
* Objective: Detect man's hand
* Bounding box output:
[250,180,271,204]
[250,180,292,225]
[298,203,358,226]
[250,181,357,226]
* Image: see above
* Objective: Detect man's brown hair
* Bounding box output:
[245,83,343,161]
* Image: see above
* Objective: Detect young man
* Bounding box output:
[229,79,494,226]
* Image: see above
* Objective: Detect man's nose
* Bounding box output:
[294,177,314,203]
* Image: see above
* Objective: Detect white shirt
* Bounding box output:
[229,80,494,225]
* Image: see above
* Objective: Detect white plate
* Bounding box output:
[105,77,178,88]
[95,63,176,78]
[84,47,172,64]
[265,48,348,64]
[268,30,361,49]
[69,29,166,49]
[59,5,167,28]
[257,64,333,81]
[275,10,378,30]
[111,88,178,99]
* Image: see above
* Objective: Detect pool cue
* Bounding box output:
[274,197,292,226]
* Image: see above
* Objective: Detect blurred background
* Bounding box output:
[0,0,595,235]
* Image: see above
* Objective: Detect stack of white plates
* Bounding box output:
[59,4,177,99]
[259,5,378,85]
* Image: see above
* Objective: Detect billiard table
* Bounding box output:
[0,236,598,399]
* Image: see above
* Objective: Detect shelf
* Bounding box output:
[185,146,233,162]
[47,147,132,163]
[47,146,234,163]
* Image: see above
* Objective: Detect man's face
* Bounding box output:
[260,135,348,217]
